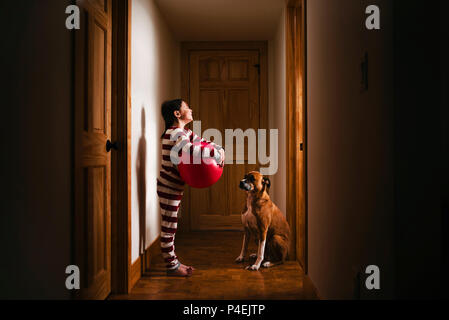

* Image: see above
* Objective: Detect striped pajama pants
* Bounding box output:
[157,179,184,271]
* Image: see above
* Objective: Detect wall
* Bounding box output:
[130,0,180,264]
[268,7,287,216]
[0,0,73,299]
[306,0,396,299]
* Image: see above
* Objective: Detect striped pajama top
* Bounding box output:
[157,126,223,190]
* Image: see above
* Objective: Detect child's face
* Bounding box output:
[177,101,193,123]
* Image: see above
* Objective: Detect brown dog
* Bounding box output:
[235,171,290,270]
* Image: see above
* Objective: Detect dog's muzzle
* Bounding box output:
[239,180,252,191]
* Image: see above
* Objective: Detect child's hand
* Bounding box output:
[219,149,225,166]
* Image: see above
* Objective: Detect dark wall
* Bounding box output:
[441,0,449,298]
[0,0,73,299]
[393,0,448,298]
[306,0,447,299]
[306,0,396,299]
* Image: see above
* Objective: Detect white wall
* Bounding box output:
[306,0,395,299]
[131,0,180,263]
[268,7,286,216]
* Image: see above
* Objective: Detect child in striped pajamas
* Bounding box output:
[157,99,225,277]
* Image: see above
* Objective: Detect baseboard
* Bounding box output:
[129,256,141,292]
[304,275,322,300]
[128,237,161,291]
[143,236,161,273]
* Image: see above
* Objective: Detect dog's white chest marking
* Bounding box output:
[242,197,258,231]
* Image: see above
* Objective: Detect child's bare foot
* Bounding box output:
[181,264,195,272]
[167,265,192,277]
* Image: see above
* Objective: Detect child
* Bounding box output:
[157,99,225,277]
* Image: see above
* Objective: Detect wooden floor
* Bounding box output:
[109,231,319,300]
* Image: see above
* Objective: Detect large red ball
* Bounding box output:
[178,141,223,189]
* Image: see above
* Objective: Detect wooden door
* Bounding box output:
[74,0,112,299]
[188,50,261,230]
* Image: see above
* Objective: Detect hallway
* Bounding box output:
[109,231,319,300]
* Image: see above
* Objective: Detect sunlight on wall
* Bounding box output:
[131,0,180,263]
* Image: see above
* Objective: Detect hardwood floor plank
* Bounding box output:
[108,231,318,300]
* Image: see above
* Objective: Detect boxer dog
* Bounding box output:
[235,171,290,270]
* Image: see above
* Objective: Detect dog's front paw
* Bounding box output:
[235,256,244,263]
[262,261,272,268]
[245,264,260,271]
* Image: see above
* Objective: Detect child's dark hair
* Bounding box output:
[160,99,183,138]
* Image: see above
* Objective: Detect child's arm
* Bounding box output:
[190,130,224,151]
[190,130,224,164]
[169,128,223,165]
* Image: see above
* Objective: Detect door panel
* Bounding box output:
[189,50,261,230]
[92,21,106,133]
[74,0,112,299]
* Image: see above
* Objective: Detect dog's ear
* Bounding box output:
[263,177,271,190]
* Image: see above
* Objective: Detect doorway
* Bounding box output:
[73,0,308,300]
[178,0,307,271]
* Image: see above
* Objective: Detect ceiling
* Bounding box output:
[154,0,286,41]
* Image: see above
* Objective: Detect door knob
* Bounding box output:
[106,140,120,152]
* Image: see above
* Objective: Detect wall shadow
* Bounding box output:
[136,107,147,256]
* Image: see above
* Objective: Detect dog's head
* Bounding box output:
[239,171,271,193]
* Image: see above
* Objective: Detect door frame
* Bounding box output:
[180,41,269,232]
[110,0,132,294]
[286,0,308,272]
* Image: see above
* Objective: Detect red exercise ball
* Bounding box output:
[178,141,223,189]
